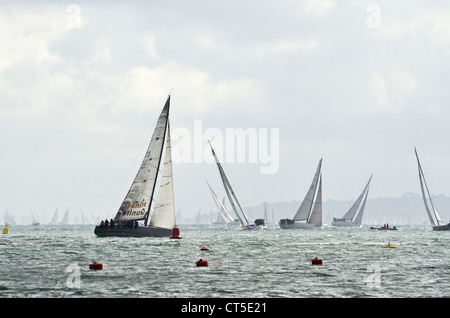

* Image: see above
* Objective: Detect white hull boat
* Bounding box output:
[279,220,321,229]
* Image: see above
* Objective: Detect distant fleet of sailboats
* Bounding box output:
[3,96,449,233]
[2,207,97,226]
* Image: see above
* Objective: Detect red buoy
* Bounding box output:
[89,262,103,270]
[170,227,182,239]
[196,259,208,267]
[311,257,323,265]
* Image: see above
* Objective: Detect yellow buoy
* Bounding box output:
[2,224,9,234]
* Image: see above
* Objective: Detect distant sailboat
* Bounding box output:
[255,203,268,228]
[49,208,59,225]
[94,95,178,237]
[332,175,372,227]
[414,147,450,231]
[59,209,70,225]
[279,159,323,229]
[4,210,16,226]
[209,141,263,230]
[30,210,40,226]
[207,181,238,225]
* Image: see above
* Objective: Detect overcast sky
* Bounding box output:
[2,1,450,223]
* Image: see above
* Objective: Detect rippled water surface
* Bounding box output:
[0,224,448,298]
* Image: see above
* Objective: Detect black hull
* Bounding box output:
[370,227,397,230]
[94,225,173,237]
[433,223,450,231]
[254,218,265,226]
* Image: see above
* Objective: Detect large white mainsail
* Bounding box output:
[332,175,372,226]
[279,158,323,229]
[414,147,449,230]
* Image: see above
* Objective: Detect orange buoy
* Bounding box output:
[196,259,208,267]
[170,227,182,239]
[89,262,103,270]
[200,247,209,251]
[311,257,323,265]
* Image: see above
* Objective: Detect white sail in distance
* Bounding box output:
[415,147,445,227]
[293,158,323,222]
[341,175,372,224]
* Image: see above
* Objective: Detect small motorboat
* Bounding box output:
[382,242,397,248]
[370,224,397,231]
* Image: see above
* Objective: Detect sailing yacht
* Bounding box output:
[59,209,70,225]
[279,159,323,229]
[94,95,179,237]
[209,141,263,230]
[332,175,372,227]
[49,208,59,225]
[414,147,450,231]
[30,210,40,226]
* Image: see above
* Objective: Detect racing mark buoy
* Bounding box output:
[170,227,182,239]
[311,257,323,265]
[196,259,208,267]
[2,223,9,235]
[200,247,209,251]
[89,261,103,270]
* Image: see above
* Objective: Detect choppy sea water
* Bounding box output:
[0,223,448,299]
